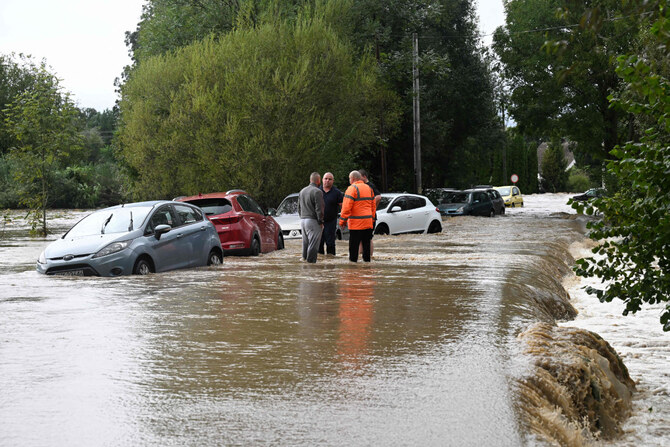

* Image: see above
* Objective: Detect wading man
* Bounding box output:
[339,171,376,262]
[319,172,344,256]
[298,172,324,263]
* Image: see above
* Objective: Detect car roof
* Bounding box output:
[175,191,247,201]
[104,200,170,210]
[381,192,428,199]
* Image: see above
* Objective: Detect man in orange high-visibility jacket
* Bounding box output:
[339,170,376,262]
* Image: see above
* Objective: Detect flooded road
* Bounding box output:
[0,196,666,446]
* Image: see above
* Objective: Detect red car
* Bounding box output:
[176,191,283,256]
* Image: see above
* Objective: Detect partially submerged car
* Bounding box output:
[572,188,606,202]
[474,187,505,215]
[269,193,301,239]
[438,189,500,217]
[494,185,524,207]
[374,193,442,235]
[37,201,223,277]
[177,190,283,255]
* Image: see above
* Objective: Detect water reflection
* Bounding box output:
[336,267,375,367]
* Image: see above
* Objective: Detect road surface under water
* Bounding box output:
[0,195,666,446]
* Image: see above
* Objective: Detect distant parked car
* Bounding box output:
[177,190,283,255]
[494,185,524,207]
[373,193,442,235]
[438,189,501,217]
[36,201,223,277]
[572,188,606,202]
[474,187,505,215]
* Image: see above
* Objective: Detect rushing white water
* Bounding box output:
[524,193,670,446]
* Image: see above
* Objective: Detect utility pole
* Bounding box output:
[412,33,422,194]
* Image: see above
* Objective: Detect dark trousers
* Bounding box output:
[319,219,337,255]
[348,228,373,262]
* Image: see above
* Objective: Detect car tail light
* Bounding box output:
[212,216,240,225]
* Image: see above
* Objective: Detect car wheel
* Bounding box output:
[489,209,495,217]
[207,249,222,266]
[250,237,261,256]
[427,220,442,234]
[133,257,153,275]
[374,223,389,235]
[276,233,284,250]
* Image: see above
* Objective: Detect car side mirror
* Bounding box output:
[267,208,276,216]
[154,224,171,240]
[390,206,402,213]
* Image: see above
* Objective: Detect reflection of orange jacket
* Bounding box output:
[339,180,376,230]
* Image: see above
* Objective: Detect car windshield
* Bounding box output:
[378,197,392,210]
[497,187,511,196]
[185,198,233,215]
[276,196,298,216]
[448,193,470,204]
[66,206,153,238]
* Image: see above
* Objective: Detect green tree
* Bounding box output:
[333,0,505,191]
[0,53,41,155]
[122,0,505,193]
[540,140,568,192]
[118,17,395,207]
[3,64,83,234]
[573,1,670,331]
[493,0,640,171]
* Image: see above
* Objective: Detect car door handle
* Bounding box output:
[200,226,207,231]
[177,234,183,238]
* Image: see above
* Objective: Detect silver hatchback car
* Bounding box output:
[36,201,223,277]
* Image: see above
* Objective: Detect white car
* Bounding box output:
[374,193,442,235]
[271,193,302,239]
[271,192,348,240]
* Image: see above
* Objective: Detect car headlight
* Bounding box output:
[457,206,464,213]
[38,251,46,264]
[93,240,131,259]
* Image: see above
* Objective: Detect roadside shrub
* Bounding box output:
[566,167,594,192]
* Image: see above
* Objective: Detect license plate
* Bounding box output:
[54,269,85,277]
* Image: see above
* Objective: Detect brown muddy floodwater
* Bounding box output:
[0,197,642,446]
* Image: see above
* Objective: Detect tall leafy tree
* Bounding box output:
[493,0,640,170]
[573,1,670,331]
[331,0,504,191]
[540,140,568,192]
[119,17,394,206]
[3,64,83,234]
[122,0,505,193]
[0,54,41,155]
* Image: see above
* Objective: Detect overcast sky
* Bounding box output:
[0,0,505,112]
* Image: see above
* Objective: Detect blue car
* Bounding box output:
[37,201,223,277]
[437,189,501,217]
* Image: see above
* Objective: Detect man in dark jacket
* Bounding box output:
[298,172,324,263]
[318,172,344,256]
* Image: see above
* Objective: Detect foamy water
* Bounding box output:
[530,192,670,446]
